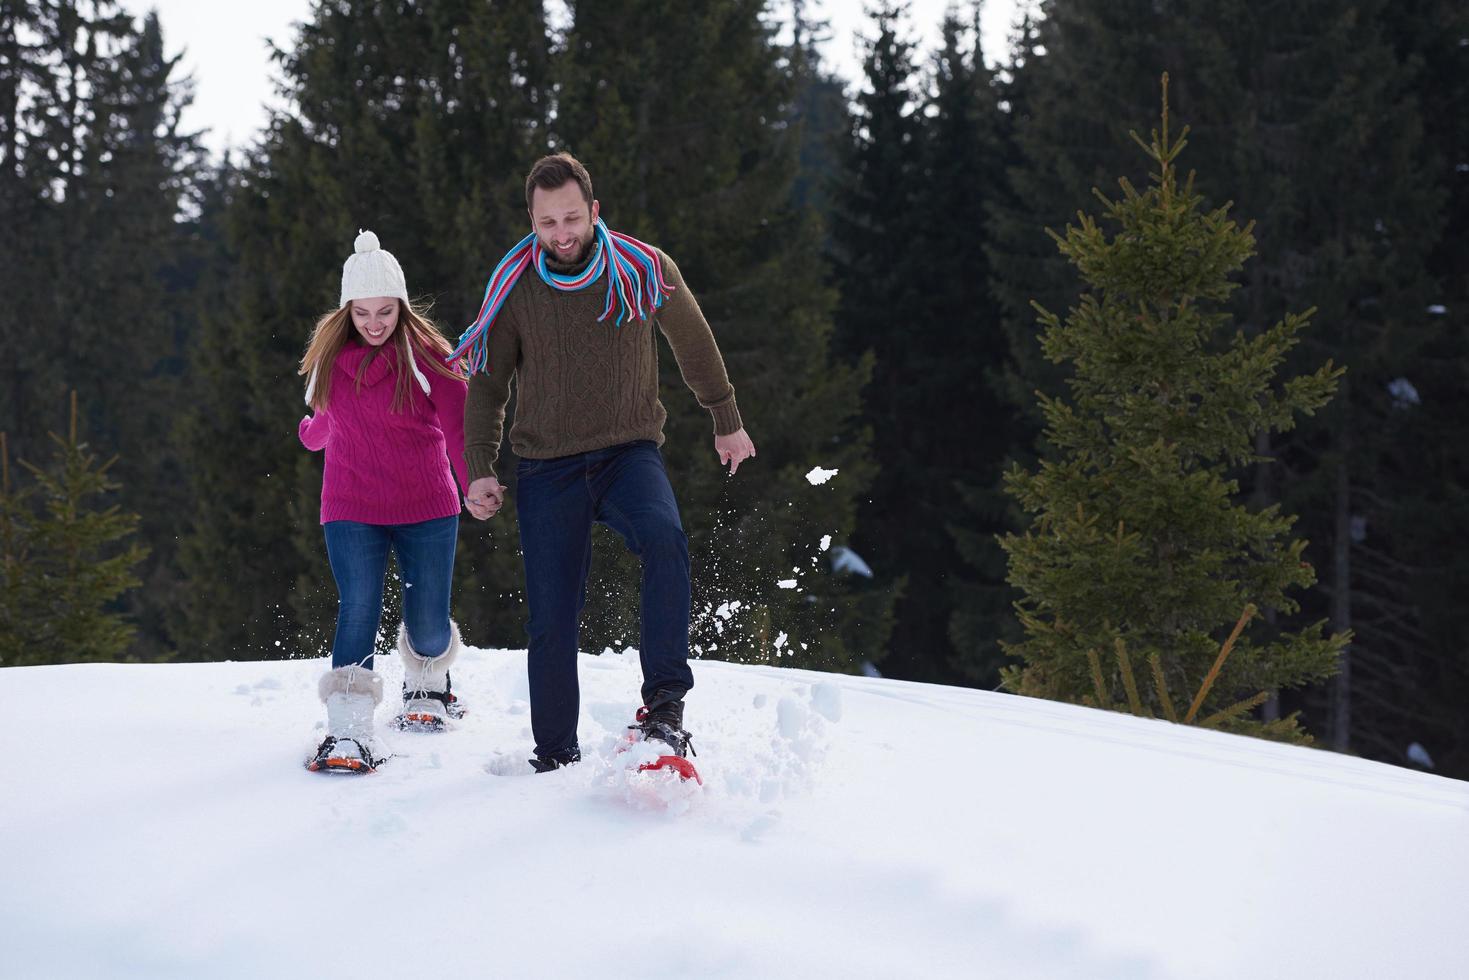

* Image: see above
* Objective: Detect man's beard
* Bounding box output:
[541,231,596,266]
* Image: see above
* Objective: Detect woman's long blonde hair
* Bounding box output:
[299,298,464,413]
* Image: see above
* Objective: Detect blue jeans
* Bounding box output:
[322,515,458,670]
[516,440,695,758]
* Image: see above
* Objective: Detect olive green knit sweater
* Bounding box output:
[463,248,741,482]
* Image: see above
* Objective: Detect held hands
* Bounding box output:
[465,476,506,520]
[716,428,757,475]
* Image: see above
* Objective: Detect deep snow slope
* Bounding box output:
[3,648,1466,979]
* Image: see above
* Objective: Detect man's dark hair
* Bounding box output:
[525,152,594,212]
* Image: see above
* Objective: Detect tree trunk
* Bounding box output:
[1330,402,1352,752]
[1255,429,1281,722]
[1248,261,1282,723]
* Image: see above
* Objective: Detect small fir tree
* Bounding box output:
[0,394,147,666]
[0,432,36,666]
[1000,78,1346,743]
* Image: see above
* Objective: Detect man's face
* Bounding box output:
[530,180,600,264]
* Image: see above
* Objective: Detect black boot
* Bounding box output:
[528,746,581,773]
[632,689,696,758]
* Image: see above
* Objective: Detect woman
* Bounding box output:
[298,230,469,773]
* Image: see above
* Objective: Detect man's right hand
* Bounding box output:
[465,476,507,520]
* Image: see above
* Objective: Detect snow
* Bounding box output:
[805,466,839,485]
[1387,376,1421,408]
[830,543,874,577]
[3,649,1468,978]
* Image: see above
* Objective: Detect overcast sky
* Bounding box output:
[117,1,1029,158]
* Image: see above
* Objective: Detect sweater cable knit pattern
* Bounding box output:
[299,342,468,525]
[464,247,740,482]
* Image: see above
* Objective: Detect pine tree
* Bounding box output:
[1,3,202,662]
[0,432,35,665]
[552,0,891,671]
[0,394,146,666]
[948,5,1049,686]
[1322,0,1469,771]
[1203,0,1446,755]
[787,0,848,226]
[819,2,927,675]
[914,5,1016,685]
[822,3,1019,684]
[1000,79,1345,742]
[984,0,1454,765]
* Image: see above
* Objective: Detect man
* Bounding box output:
[458,152,755,773]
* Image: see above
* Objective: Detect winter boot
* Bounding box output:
[528,746,582,773]
[394,621,461,732]
[631,689,696,759]
[307,665,387,774]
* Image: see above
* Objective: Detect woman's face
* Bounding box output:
[350,297,399,346]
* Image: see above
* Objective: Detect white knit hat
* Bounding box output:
[340,229,409,307]
[304,229,428,405]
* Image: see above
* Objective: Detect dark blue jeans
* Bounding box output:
[516,440,694,758]
[322,515,458,670]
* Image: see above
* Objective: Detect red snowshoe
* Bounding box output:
[623,692,701,785]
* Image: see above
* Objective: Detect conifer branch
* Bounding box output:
[1087,647,1109,705]
[1116,637,1146,717]
[1150,652,1179,723]
[1185,604,1258,723]
[1199,690,1271,729]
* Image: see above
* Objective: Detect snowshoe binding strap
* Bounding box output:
[400,683,466,720]
[630,700,696,759]
[307,735,384,774]
[444,672,466,719]
[397,687,461,730]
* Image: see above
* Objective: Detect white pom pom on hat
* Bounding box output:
[340,227,409,308]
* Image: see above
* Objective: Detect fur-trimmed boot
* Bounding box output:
[307,665,387,774]
[394,621,463,732]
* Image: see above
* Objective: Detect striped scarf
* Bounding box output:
[452,219,674,375]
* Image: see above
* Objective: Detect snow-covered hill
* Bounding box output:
[3,647,1466,979]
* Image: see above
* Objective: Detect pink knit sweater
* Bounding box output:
[298,341,468,525]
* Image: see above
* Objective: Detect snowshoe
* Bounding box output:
[312,665,386,774]
[306,734,386,774]
[625,690,701,784]
[395,625,463,731]
[395,688,453,732]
